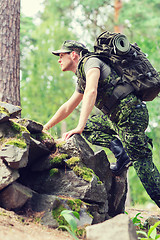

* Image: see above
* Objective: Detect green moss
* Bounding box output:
[87,211,94,219]
[52,205,68,226]
[50,154,68,164]
[66,157,101,183]
[72,166,102,183]
[40,132,52,140]
[17,119,28,124]
[67,199,82,212]
[49,168,59,176]
[0,107,10,116]
[98,180,102,184]
[56,141,66,148]
[5,139,27,149]
[10,120,29,134]
[66,157,80,167]
[73,166,94,182]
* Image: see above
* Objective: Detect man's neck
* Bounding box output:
[72,57,80,73]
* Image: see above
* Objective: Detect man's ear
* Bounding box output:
[71,51,78,60]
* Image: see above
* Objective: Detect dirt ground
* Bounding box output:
[0,207,73,240]
[0,205,159,240]
[126,204,160,223]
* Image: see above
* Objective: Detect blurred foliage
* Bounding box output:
[20,0,160,205]
[128,167,153,206]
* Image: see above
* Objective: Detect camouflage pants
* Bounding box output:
[82,94,160,207]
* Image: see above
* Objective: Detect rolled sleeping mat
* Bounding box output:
[113,34,130,54]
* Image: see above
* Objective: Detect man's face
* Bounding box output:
[58,52,73,71]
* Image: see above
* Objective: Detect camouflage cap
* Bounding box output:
[52,40,87,56]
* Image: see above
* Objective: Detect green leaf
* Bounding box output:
[61,210,73,215]
[61,210,80,220]
[148,221,160,238]
[72,211,80,220]
[132,212,143,225]
[140,238,149,240]
[58,225,79,240]
[60,210,78,233]
[150,227,157,239]
[137,230,148,238]
[136,213,142,218]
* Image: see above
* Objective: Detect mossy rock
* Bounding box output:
[50,153,68,165]
[66,157,80,166]
[3,139,27,149]
[52,205,69,226]
[66,157,101,183]
[49,168,59,176]
[16,118,43,133]
[10,120,29,134]
[32,132,52,141]
[0,102,21,117]
[0,106,10,123]
[0,120,30,149]
[67,199,82,212]
[31,132,56,152]
[55,140,66,149]
[73,165,94,182]
[0,106,10,116]
[52,197,93,233]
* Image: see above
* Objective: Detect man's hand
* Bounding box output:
[62,127,83,140]
[43,124,50,131]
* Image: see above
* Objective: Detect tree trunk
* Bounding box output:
[114,0,122,33]
[0,0,20,106]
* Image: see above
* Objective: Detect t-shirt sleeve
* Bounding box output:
[84,57,101,74]
[76,57,110,94]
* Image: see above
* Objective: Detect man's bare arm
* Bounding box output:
[62,67,100,140]
[43,91,83,131]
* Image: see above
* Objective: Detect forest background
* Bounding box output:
[20,0,160,207]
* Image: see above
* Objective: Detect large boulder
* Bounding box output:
[27,192,93,228]
[86,214,138,240]
[16,118,43,133]
[0,102,21,118]
[0,182,33,210]
[0,144,29,169]
[0,101,129,229]
[0,159,19,191]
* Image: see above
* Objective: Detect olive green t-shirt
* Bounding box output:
[76,57,111,94]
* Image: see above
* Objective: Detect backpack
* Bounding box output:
[92,30,160,102]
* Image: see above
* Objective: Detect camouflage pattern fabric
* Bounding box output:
[82,93,160,207]
[52,40,87,56]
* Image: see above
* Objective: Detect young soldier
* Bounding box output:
[44,40,160,208]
